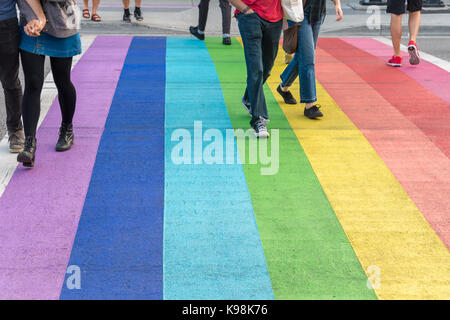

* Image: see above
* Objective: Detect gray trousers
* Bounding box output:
[198,0,232,35]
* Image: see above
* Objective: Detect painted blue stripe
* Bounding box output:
[164,38,274,299]
[60,37,165,299]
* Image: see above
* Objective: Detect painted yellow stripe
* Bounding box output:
[258,42,450,299]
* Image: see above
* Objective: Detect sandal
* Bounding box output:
[91,13,102,22]
[82,8,90,19]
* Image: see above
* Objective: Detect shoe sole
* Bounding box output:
[9,147,24,153]
[189,28,205,41]
[408,46,420,65]
[254,131,269,138]
[387,62,401,67]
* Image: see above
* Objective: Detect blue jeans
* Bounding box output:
[238,12,282,120]
[280,12,324,104]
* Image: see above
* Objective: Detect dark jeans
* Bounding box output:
[0,17,23,134]
[238,12,282,120]
[198,0,232,35]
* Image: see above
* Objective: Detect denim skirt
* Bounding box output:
[19,29,82,58]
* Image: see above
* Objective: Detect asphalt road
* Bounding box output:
[1,0,449,140]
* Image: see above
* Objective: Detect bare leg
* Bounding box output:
[390,13,403,57]
[92,0,100,15]
[135,0,142,8]
[408,10,421,42]
[83,0,89,10]
[122,0,130,9]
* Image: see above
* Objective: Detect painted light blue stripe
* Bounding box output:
[164,38,274,299]
[60,37,165,299]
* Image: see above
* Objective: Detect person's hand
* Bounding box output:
[244,8,254,15]
[335,5,343,21]
[24,18,46,37]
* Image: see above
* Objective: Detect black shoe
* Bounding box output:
[277,84,297,104]
[250,117,269,139]
[123,12,131,22]
[134,8,143,21]
[242,96,251,116]
[56,123,74,152]
[304,105,323,119]
[223,37,231,45]
[17,136,36,168]
[189,26,205,41]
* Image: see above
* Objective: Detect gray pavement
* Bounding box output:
[0,0,449,140]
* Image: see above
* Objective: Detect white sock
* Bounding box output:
[198,30,204,35]
[223,34,230,38]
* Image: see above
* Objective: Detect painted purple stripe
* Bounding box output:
[0,36,132,300]
[343,38,450,105]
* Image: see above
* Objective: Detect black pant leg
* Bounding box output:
[198,0,210,31]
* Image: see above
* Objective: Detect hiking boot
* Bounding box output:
[250,117,269,139]
[304,105,323,119]
[55,123,74,152]
[17,136,36,168]
[277,84,297,104]
[8,129,25,153]
[189,26,205,41]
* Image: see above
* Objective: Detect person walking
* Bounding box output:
[386,0,422,67]
[229,0,283,138]
[190,0,233,45]
[122,0,143,22]
[82,0,102,22]
[16,0,82,167]
[277,0,343,119]
[0,0,25,153]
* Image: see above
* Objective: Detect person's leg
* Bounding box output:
[123,0,130,9]
[20,50,45,138]
[408,11,420,42]
[92,0,100,15]
[83,0,89,10]
[261,19,283,85]
[0,19,23,137]
[198,0,210,32]
[50,57,76,126]
[390,14,403,57]
[123,0,131,21]
[238,13,266,120]
[50,56,76,151]
[219,0,232,36]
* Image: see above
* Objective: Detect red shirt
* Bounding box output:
[235,0,283,23]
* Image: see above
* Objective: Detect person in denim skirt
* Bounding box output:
[16,0,81,167]
[277,0,343,119]
[229,0,283,139]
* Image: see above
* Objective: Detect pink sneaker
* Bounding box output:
[407,40,420,65]
[387,55,402,67]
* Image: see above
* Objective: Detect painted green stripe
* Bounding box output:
[205,38,377,300]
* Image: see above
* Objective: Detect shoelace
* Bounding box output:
[256,120,267,132]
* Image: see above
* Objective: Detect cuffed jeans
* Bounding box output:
[280,12,324,104]
[0,17,23,134]
[198,0,232,35]
[238,12,282,120]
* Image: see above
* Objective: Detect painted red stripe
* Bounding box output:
[318,38,450,159]
[315,45,450,248]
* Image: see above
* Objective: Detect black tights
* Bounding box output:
[20,50,76,137]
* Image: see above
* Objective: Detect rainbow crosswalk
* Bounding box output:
[0,36,448,300]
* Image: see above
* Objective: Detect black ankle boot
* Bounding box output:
[56,123,74,152]
[17,136,36,167]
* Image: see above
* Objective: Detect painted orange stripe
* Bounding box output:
[315,46,450,249]
[318,38,450,159]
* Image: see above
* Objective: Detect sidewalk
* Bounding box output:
[0,34,449,300]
